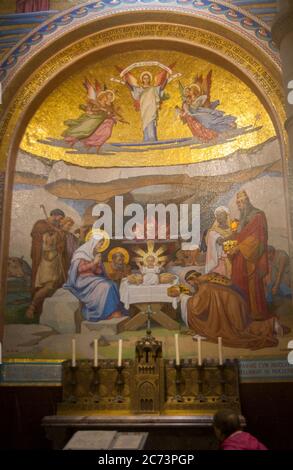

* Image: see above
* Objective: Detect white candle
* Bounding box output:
[197,337,202,366]
[118,339,123,367]
[0,341,2,364]
[218,337,223,365]
[174,333,180,366]
[72,338,76,367]
[94,339,98,367]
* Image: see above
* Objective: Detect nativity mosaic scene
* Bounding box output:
[4,49,292,361]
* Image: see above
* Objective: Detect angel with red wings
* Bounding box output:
[177,70,237,142]
[115,64,176,142]
[62,78,128,152]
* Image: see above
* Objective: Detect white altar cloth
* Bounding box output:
[119,276,179,310]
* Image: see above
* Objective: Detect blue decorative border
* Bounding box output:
[0,362,63,384]
[0,0,279,84]
[1,358,292,385]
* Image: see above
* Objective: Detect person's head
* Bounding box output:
[189,83,201,99]
[49,209,65,226]
[184,270,201,288]
[213,409,242,442]
[140,72,152,87]
[112,252,125,267]
[268,245,276,262]
[214,206,229,226]
[105,90,115,106]
[146,255,156,268]
[183,86,191,98]
[93,237,105,254]
[60,217,74,232]
[236,190,250,212]
[97,90,114,107]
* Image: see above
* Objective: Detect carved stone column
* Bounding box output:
[272,2,293,282]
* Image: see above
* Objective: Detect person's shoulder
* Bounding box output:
[245,208,267,227]
[222,431,267,450]
[32,218,47,226]
[251,208,267,220]
[201,273,231,286]
[31,219,49,231]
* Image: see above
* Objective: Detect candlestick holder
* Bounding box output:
[146,304,152,337]
[217,363,228,402]
[91,365,101,403]
[196,363,207,403]
[173,362,184,402]
[113,365,125,403]
[68,365,78,403]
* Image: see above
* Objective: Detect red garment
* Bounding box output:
[82,118,115,149]
[183,112,218,142]
[16,1,50,12]
[232,211,270,320]
[78,259,104,277]
[221,431,267,450]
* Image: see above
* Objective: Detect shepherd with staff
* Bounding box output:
[26,206,66,319]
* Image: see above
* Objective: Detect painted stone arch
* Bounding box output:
[0,2,291,362]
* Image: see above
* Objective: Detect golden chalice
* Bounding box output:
[127,273,143,285]
[167,285,181,297]
[167,284,191,297]
[223,240,238,254]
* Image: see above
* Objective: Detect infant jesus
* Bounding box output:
[137,255,166,286]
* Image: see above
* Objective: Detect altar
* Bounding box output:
[41,325,242,449]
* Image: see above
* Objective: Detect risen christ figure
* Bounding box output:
[131,72,163,141]
[118,67,172,142]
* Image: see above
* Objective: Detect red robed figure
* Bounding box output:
[231,201,270,320]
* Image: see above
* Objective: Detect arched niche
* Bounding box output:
[0,2,289,340]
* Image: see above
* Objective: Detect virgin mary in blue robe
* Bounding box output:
[64,238,127,321]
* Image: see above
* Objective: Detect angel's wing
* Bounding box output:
[115,66,138,87]
[94,80,103,95]
[202,70,212,102]
[115,66,140,110]
[193,74,203,88]
[154,63,175,88]
[83,78,97,101]
[154,69,168,88]
[83,78,103,101]
[124,71,139,87]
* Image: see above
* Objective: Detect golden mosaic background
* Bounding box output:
[21,49,275,168]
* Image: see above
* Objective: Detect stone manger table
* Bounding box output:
[118,277,180,331]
